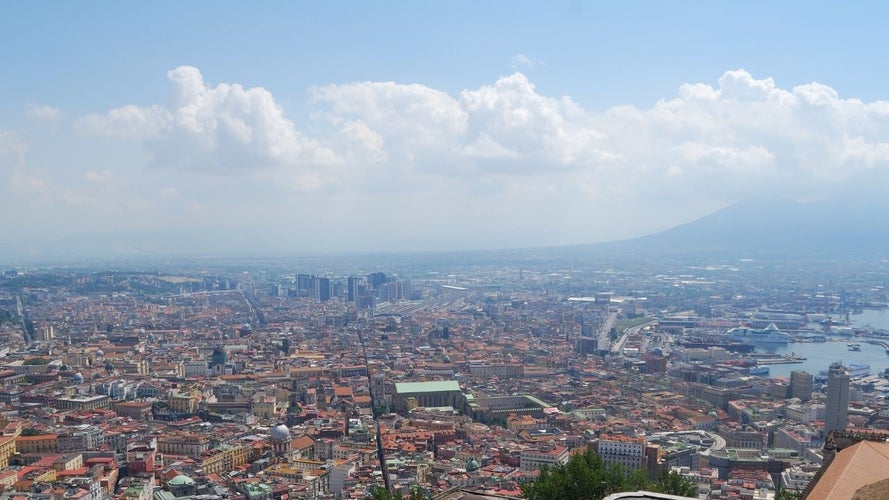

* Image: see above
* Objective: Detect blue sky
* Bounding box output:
[2,1,889,258]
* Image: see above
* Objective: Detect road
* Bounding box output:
[598,312,617,351]
[611,319,658,355]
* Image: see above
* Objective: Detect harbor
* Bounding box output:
[756,339,889,378]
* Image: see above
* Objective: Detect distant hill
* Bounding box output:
[595,197,889,259]
[5,196,889,266]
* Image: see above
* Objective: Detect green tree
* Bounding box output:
[366,486,428,500]
[521,448,697,500]
[655,470,698,497]
[775,486,802,500]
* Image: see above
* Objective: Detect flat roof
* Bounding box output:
[395,380,460,394]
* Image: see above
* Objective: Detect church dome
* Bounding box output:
[168,474,195,486]
[270,423,291,441]
[72,373,84,383]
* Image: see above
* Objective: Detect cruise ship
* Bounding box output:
[818,363,871,379]
[726,322,790,344]
[749,366,770,376]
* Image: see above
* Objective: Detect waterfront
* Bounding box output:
[753,309,889,378]
[758,341,889,378]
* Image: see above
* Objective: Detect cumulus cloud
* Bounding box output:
[78,104,168,138]
[79,66,340,182]
[71,66,889,242]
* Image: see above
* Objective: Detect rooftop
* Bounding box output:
[395,380,461,394]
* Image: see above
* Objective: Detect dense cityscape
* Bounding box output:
[6,4,889,499]
[1,255,888,499]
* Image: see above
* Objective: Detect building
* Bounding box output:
[790,370,813,402]
[15,433,59,454]
[200,443,251,475]
[313,277,331,302]
[156,433,210,459]
[520,444,569,472]
[805,440,889,499]
[463,394,551,424]
[0,436,15,469]
[269,424,291,457]
[597,436,647,472]
[393,380,462,413]
[824,362,850,435]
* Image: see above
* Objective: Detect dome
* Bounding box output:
[96,349,104,357]
[270,423,291,441]
[72,373,84,383]
[168,474,195,486]
[466,458,480,472]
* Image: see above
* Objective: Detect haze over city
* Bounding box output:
[3,2,889,260]
[7,4,889,500]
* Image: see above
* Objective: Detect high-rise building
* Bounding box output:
[824,362,850,435]
[367,272,387,289]
[790,370,814,402]
[347,276,361,302]
[313,277,331,302]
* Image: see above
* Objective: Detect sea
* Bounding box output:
[756,308,889,379]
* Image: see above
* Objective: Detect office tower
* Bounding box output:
[824,362,850,435]
[347,276,361,302]
[367,272,387,289]
[790,370,813,402]
[313,277,331,302]
[296,274,313,293]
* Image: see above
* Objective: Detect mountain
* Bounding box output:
[597,197,889,259]
[4,196,889,266]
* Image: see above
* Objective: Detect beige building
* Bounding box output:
[168,389,200,413]
[200,444,251,475]
[16,433,59,454]
[0,436,16,469]
[157,433,210,459]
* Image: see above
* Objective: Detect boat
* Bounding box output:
[818,363,871,379]
[726,322,790,344]
[848,343,862,351]
[849,362,871,378]
[749,366,770,376]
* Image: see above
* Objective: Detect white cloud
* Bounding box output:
[0,131,28,168]
[26,103,61,122]
[57,67,889,250]
[79,66,340,181]
[78,104,168,138]
[511,53,547,70]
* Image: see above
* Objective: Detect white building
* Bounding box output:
[520,445,569,471]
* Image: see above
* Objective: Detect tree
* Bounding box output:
[655,470,698,497]
[366,486,428,500]
[521,448,697,500]
[775,486,802,500]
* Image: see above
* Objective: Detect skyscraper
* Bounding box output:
[313,277,331,302]
[824,362,850,435]
[347,276,361,302]
[790,370,813,402]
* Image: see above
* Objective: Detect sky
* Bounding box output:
[3,1,889,258]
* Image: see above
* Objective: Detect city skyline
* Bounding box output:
[3,2,889,259]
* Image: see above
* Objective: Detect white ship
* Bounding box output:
[819,363,871,379]
[727,322,790,344]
